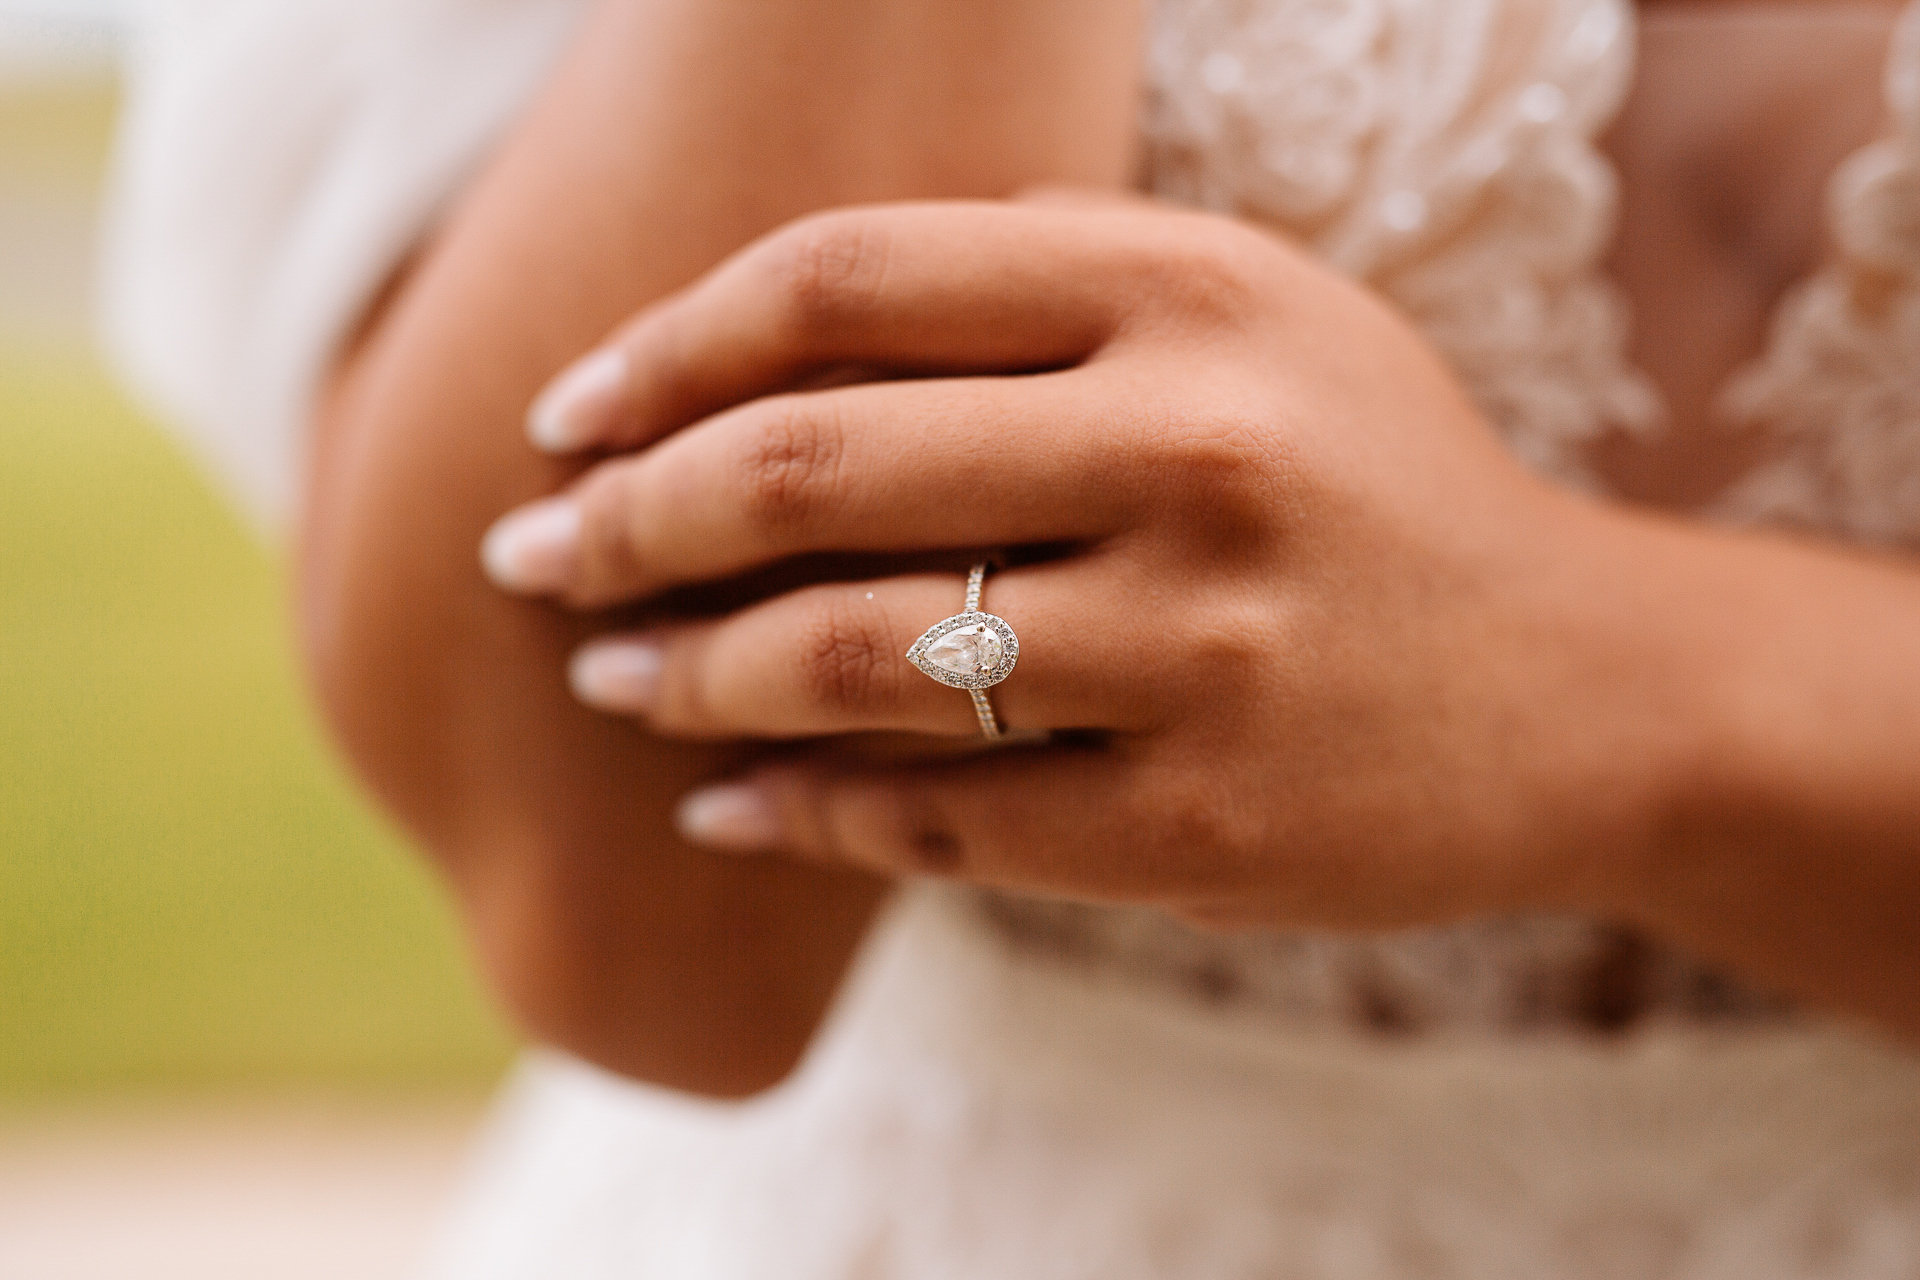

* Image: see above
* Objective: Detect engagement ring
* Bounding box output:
[906,561,1019,739]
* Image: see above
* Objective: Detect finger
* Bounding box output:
[568,562,1161,739]
[526,200,1174,452]
[485,371,1136,607]
[670,747,1235,908]
[1013,183,1164,211]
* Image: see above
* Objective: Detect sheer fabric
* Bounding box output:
[1713,7,1920,542]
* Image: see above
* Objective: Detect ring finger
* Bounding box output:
[567,559,1161,739]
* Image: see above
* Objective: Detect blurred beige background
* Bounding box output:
[0,4,516,1275]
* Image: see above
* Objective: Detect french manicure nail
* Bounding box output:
[676,784,783,851]
[527,348,629,452]
[480,498,581,593]
[569,639,663,712]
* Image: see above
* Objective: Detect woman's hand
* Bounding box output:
[476,197,1692,933]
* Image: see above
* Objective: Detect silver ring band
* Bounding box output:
[905,560,1019,739]
[969,688,1001,740]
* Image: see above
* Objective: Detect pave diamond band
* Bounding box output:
[906,562,1018,739]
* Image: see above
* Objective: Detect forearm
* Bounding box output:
[1579,505,1920,1037]
[305,0,1140,1094]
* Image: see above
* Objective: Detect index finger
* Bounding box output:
[526,200,1168,453]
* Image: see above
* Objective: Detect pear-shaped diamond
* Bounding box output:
[909,612,1017,689]
[923,624,1003,678]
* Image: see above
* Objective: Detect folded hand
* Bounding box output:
[479,197,1671,931]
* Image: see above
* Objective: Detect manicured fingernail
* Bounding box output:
[480,498,581,593]
[569,639,662,712]
[676,784,782,851]
[528,348,628,452]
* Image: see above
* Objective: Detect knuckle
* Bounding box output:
[1123,221,1264,328]
[794,592,898,717]
[763,212,894,334]
[569,465,652,602]
[900,824,966,876]
[885,791,969,877]
[1126,399,1300,541]
[828,780,968,877]
[621,306,696,420]
[1152,771,1265,882]
[1178,596,1270,681]
[732,398,844,540]
[651,641,723,735]
[1174,420,1273,500]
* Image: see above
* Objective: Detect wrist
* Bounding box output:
[1502,495,1748,926]
[1549,504,1920,976]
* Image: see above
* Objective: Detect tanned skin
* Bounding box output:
[305,0,1142,1095]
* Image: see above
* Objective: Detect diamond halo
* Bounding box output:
[905,611,1020,690]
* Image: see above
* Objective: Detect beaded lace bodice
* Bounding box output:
[974,0,1920,1035]
[1715,6,1920,540]
[1146,0,1663,486]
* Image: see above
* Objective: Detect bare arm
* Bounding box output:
[303,0,1142,1096]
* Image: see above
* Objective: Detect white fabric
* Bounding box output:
[101,0,1920,1274]
[101,0,588,534]
[1711,4,1920,543]
[1144,0,1662,488]
[437,889,1920,1279]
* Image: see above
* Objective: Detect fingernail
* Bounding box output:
[676,783,783,851]
[569,639,662,712]
[480,498,581,593]
[528,348,628,452]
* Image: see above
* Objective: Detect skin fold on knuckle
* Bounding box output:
[794,592,899,722]
[649,631,726,736]
[734,397,844,545]
[1163,592,1271,705]
[1173,394,1300,509]
[617,304,700,433]
[863,784,967,877]
[766,769,949,876]
[1143,768,1267,901]
[571,464,657,606]
[763,211,895,342]
[1104,372,1295,544]
[1115,219,1268,336]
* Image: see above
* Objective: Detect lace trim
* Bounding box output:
[972,893,1789,1035]
[1712,3,1920,545]
[1141,0,1662,487]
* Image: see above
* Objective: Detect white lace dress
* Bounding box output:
[104,1,1920,1275]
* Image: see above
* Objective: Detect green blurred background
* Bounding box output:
[0,75,513,1096]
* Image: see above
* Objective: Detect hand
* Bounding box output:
[478,198,1687,931]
